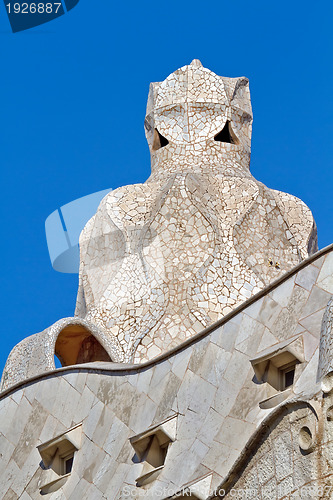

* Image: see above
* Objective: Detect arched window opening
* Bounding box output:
[55,325,111,367]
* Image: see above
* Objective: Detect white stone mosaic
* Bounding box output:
[75,60,317,362]
[0,60,331,500]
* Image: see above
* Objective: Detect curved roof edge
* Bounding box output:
[1,243,332,400]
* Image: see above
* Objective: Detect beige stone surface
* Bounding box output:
[73,60,317,363]
[0,61,319,391]
[0,61,331,500]
[0,248,332,499]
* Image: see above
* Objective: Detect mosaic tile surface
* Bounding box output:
[0,60,331,500]
[75,60,318,362]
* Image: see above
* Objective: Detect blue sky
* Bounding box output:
[0,1,332,374]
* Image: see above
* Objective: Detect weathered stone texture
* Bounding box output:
[0,247,332,498]
[0,61,332,499]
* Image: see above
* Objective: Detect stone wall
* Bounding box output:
[0,247,332,499]
[214,395,333,499]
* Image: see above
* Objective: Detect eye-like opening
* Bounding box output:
[214,120,239,145]
[152,128,169,151]
[55,325,112,367]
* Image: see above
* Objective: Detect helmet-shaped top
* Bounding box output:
[145,60,253,154]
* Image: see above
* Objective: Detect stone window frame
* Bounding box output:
[250,335,304,408]
[280,361,297,390]
[37,422,82,495]
[129,414,177,487]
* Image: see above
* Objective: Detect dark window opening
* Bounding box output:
[214,120,238,144]
[284,368,295,388]
[64,456,74,475]
[152,128,169,151]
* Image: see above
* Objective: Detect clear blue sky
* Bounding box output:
[0,1,332,374]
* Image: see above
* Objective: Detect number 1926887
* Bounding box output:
[6,2,62,13]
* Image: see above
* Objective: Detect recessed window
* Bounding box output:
[37,423,82,495]
[250,335,304,395]
[283,365,295,389]
[130,414,177,486]
[214,120,238,144]
[64,454,74,475]
[152,128,169,151]
[257,356,299,392]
